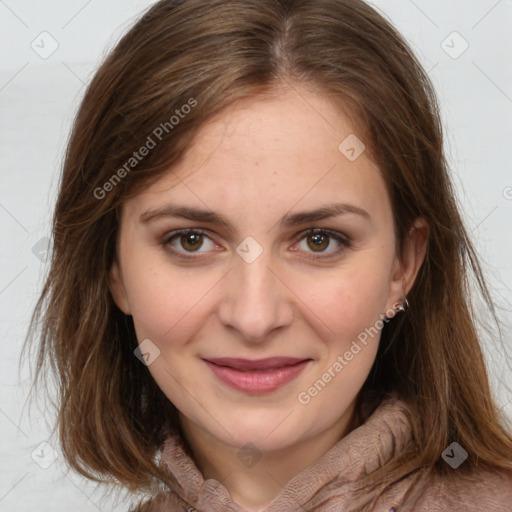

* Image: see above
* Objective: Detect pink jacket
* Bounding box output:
[135,394,512,511]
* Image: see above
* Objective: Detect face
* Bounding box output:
[110,83,427,453]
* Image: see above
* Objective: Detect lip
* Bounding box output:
[202,357,311,393]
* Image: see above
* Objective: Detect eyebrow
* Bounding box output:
[139,202,371,231]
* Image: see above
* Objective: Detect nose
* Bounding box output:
[217,248,294,343]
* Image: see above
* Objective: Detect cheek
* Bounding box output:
[295,262,392,341]
[123,256,214,342]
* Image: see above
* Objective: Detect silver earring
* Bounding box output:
[397,297,409,312]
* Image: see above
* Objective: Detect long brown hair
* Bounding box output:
[23,0,512,509]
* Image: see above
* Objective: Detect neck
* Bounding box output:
[179,400,360,511]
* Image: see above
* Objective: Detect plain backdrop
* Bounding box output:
[1,1,511,510]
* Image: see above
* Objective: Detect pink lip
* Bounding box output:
[203,357,311,393]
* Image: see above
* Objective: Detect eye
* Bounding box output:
[163,229,219,257]
[292,228,351,259]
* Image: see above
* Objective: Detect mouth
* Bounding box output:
[202,357,312,393]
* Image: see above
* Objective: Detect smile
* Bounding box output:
[202,357,312,393]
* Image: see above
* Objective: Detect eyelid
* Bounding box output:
[293,227,350,244]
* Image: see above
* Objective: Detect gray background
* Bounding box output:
[1,0,511,510]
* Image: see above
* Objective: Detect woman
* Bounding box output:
[24,0,512,510]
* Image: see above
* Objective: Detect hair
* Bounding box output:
[22,0,512,510]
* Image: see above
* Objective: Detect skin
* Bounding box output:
[109,82,429,510]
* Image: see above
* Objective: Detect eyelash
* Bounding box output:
[161,228,351,261]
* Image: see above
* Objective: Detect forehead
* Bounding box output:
[174,86,363,168]
[120,85,391,226]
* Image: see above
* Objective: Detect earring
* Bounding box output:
[397,297,409,313]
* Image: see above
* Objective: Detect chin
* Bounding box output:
[220,415,309,450]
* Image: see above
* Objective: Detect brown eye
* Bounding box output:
[164,229,217,256]
[307,232,330,252]
[180,232,203,252]
[294,229,351,259]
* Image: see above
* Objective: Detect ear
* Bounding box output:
[386,216,429,312]
[109,259,131,315]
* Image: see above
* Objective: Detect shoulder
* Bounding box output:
[409,466,512,511]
